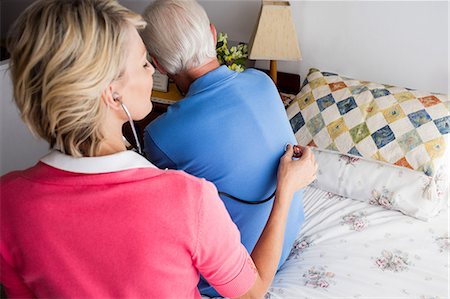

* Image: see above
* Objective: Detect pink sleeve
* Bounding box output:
[1,247,35,298]
[192,180,257,298]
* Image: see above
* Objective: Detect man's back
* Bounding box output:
[144,66,304,296]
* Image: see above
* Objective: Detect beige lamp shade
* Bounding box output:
[249,1,302,61]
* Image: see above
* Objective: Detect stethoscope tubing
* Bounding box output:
[118,100,143,156]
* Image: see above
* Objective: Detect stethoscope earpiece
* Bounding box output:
[112,92,120,102]
[111,92,143,156]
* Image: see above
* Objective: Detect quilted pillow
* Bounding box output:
[286,68,449,219]
[287,68,449,177]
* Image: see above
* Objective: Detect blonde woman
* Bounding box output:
[0,0,317,298]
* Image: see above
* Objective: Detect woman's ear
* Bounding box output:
[101,85,122,111]
[150,56,167,75]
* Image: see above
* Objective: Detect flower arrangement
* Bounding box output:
[216,32,248,72]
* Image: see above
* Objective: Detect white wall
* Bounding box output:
[0,61,48,175]
[120,0,448,94]
[0,1,448,174]
[274,1,449,94]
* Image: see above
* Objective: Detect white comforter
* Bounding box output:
[266,187,449,299]
[204,186,449,299]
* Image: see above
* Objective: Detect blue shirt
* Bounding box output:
[144,66,304,297]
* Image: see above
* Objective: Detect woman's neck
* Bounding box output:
[97,139,127,156]
[96,116,127,156]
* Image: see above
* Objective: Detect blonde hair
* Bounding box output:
[7,0,146,157]
[141,0,216,75]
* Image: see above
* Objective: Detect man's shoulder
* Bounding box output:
[238,68,276,93]
[145,104,187,134]
[242,68,272,81]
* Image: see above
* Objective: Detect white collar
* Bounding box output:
[40,150,157,174]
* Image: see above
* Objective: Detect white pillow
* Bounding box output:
[310,147,448,220]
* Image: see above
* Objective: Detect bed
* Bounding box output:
[265,186,448,298]
[203,67,450,298]
[201,184,449,299]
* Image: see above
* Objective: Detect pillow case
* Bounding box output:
[287,68,449,219]
[287,68,449,177]
[310,147,448,220]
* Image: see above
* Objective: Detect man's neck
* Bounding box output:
[171,58,221,95]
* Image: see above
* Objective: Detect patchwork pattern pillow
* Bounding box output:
[286,68,449,177]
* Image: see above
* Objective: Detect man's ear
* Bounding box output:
[210,23,217,45]
[101,85,122,111]
[150,56,167,75]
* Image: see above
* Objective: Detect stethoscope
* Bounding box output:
[112,92,298,205]
[218,190,276,205]
[112,92,143,156]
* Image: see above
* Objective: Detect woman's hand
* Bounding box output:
[276,144,317,199]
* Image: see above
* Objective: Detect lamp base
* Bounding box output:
[270,60,277,85]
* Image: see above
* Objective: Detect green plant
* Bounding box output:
[216,32,248,72]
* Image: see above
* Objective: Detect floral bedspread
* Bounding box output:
[266,187,449,299]
[204,186,449,299]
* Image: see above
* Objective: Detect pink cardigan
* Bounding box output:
[0,151,256,298]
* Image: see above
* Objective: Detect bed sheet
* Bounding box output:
[268,186,449,299]
[204,186,449,299]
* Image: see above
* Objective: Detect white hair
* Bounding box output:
[141,0,217,74]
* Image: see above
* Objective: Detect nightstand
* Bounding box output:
[151,81,183,105]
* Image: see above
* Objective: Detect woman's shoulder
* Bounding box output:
[0,166,40,203]
[139,169,220,223]
[155,168,216,194]
[0,170,23,185]
[0,164,39,186]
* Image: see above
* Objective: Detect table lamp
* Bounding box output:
[248,1,302,85]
